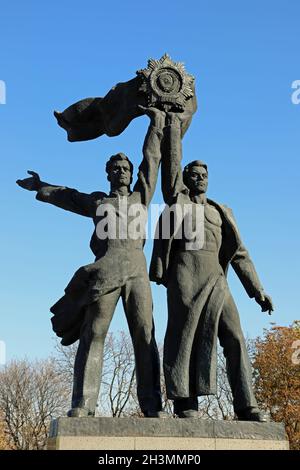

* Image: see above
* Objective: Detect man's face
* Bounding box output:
[186,165,208,194]
[109,160,132,187]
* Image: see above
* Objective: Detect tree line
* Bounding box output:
[0,322,299,450]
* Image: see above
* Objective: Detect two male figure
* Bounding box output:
[18,107,273,421]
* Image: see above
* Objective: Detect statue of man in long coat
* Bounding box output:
[150,113,274,420]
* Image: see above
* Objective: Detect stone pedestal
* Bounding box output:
[47,417,289,450]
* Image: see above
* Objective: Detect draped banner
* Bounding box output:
[54,55,197,142]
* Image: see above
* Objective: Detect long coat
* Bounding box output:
[149,192,264,396]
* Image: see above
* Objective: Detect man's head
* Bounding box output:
[183,160,208,194]
[106,153,133,190]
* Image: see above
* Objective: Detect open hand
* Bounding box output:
[255,292,274,315]
[16,170,41,191]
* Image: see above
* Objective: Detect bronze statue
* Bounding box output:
[17,55,274,422]
[17,108,166,418]
[150,112,274,420]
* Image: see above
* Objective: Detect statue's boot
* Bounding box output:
[67,407,94,418]
[236,407,269,422]
[173,397,198,418]
[143,410,168,418]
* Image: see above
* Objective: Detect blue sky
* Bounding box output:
[0,0,299,362]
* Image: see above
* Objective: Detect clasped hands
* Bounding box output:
[138,105,183,131]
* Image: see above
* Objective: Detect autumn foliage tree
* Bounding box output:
[251,322,300,449]
[2,325,299,450]
[0,359,70,449]
[0,416,11,450]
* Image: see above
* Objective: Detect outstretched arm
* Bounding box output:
[133,107,165,207]
[16,171,95,217]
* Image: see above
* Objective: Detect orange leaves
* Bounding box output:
[252,322,300,449]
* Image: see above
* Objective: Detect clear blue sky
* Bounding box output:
[1,0,299,362]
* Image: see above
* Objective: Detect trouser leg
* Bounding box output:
[218,292,258,413]
[164,283,191,399]
[122,275,162,414]
[71,288,120,414]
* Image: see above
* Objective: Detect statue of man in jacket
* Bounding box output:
[150,113,274,420]
[17,107,166,418]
